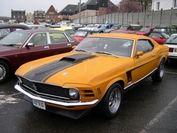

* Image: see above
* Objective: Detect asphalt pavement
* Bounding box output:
[0,62,177,133]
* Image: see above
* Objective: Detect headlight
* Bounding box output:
[69,88,79,100]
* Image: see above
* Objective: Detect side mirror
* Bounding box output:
[26,43,34,47]
[136,51,144,58]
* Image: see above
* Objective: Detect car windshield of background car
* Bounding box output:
[140,28,150,32]
[74,37,133,57]
[166,34,177,44]
[161,32,170,38]
[0,32,30,46]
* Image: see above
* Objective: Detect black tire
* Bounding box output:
[151,59,165,82]
[0,61,10,83]
[95,83,122,118]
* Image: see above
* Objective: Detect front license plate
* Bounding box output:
[32,99,46,110]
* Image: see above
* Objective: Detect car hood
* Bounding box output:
[0,45,18,53]
[16,52,133,86]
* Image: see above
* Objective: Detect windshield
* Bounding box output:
[166,34,177,44]
[74,31,87,37]
[74,37,133,57]
[140,28,150,32]
[0,31,30,46]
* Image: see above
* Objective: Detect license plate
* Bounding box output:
[32,99,46,110]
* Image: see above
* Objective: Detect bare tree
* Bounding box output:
[119,0,142,12]
[107,5,119,14]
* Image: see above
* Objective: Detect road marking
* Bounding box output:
[0,92,21,108]
[165,71,177,75]
[139,96,177,133]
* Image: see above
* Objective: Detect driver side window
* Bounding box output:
[29,33,47,46]
[136,39,154,53]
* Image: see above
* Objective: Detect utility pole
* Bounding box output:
[79,0,81,24]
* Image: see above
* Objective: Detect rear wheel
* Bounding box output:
[151,59,165,82]
[0,61,10,83]
[95,83,122,118]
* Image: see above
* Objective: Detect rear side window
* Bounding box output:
[49,32,69,44]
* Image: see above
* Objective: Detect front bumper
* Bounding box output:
[14,84,99,119]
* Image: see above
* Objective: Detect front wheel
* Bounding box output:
[151,59,165,82]
[95,83,122,118]
[0,61,10,83]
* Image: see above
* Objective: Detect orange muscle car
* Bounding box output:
[14,33,169,119]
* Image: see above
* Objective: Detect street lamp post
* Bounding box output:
[79,0,81,24]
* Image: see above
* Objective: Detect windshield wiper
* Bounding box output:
[96,51,118,57]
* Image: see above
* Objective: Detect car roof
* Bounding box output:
[88,33,152,40]
[12,29,64,34]
[0,24,31,29]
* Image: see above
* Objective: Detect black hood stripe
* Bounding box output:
[24,54,97,82]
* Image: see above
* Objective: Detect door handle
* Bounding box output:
[67,44,71,47]
[44,46,49,49]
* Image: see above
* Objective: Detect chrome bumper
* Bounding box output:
[14,84,99,107]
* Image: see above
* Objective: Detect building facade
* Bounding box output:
[152,0,177,11]
[11,9,26,22]
[26,12,34,22]
[45,5,60,22]
[33,10,45,22]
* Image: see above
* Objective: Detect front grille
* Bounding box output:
[19,76,71,101]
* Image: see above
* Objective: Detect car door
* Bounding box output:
[132,39,157,82]
[21,32,51,65]
[49,32,76,55]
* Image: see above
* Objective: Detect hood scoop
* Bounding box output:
[24,54,97,82]
[60,54,96,63]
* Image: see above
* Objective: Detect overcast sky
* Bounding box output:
[0,0,121,17]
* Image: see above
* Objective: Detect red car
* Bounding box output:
[73,30,90,41]
[136,27,154,35]
[144,31,170,44]
[0,29,79,83]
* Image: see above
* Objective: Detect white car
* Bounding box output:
[165,33,177,63]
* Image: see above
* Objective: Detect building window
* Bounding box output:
[174,0,177,7]
[157,2,160,10]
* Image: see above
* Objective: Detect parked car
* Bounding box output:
[73,30,90,41]
[111,24,143,34]
[51,27,76,36]
[144,31,170,44]
[165,33,177,63]
[28,24,48,29]
[78,24,94,31]
[0,24,31,40]
[119,24,143,31]
[0,20,4,23]
[104,24,121,33]
[92,23,113,33]
[153,24,177,35]
[136,26,154,35]
[14,33,168,119]
[0,29,79,83]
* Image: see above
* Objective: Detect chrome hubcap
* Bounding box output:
[109,88,121,113]
[0,65,6,80]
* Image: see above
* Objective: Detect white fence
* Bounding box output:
[73,8,177,26]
